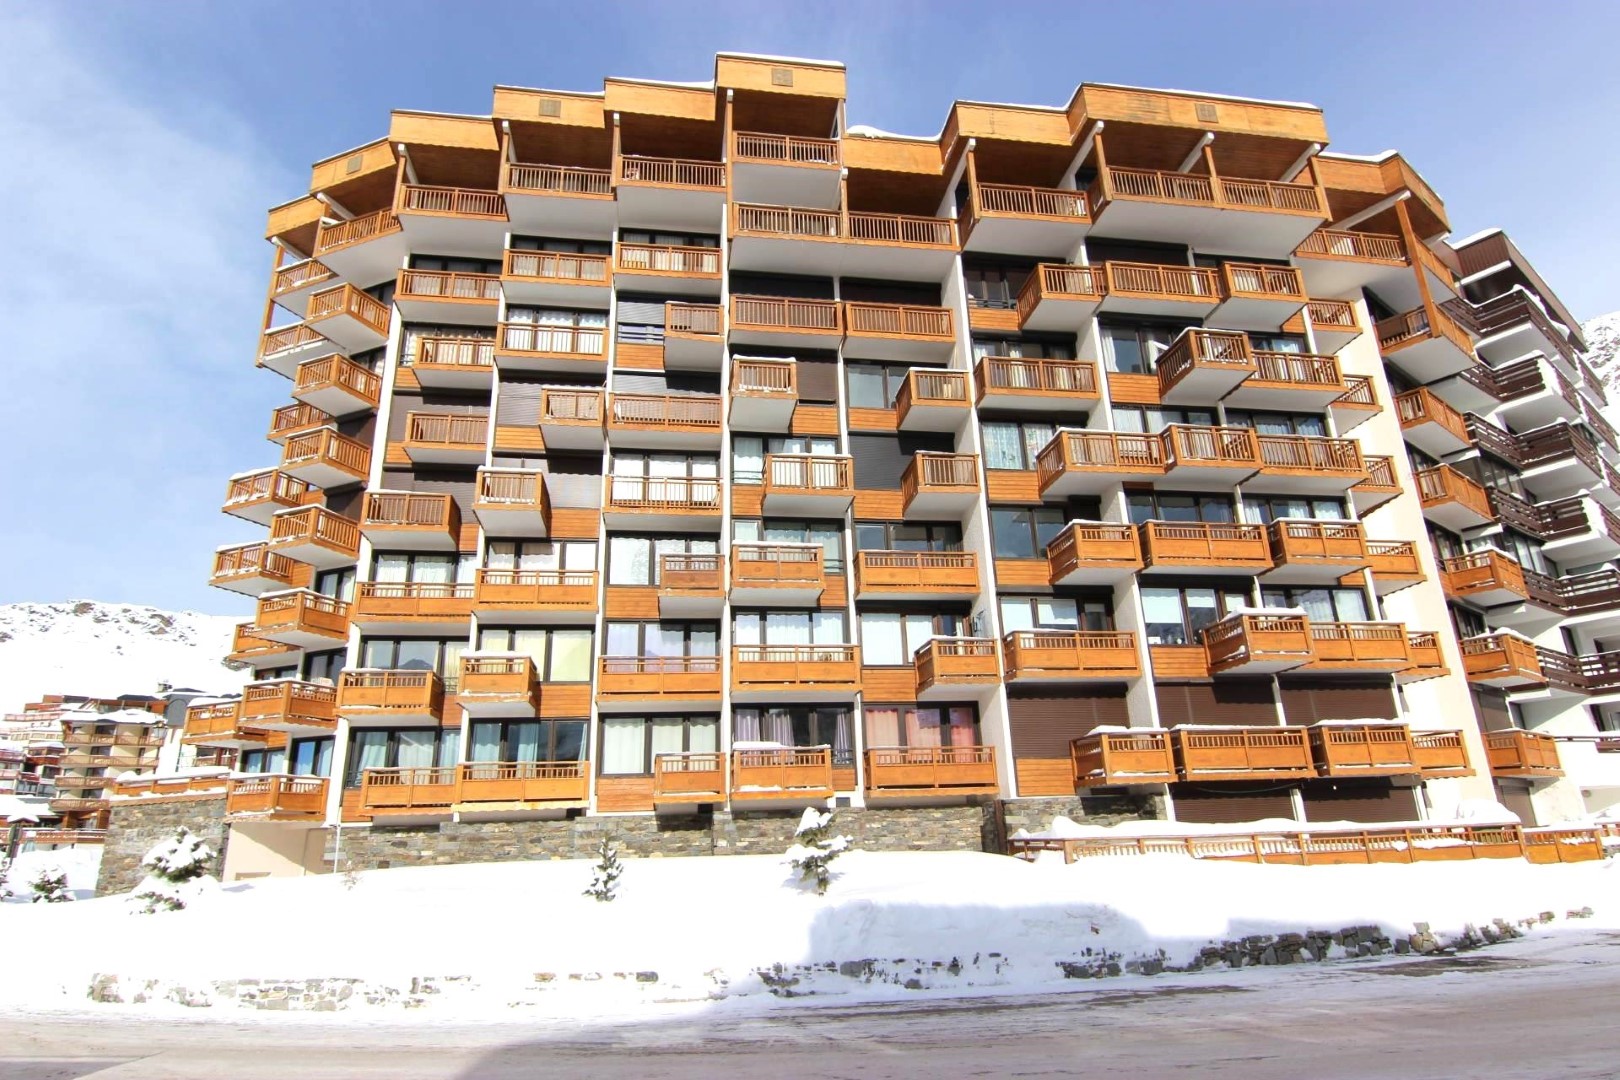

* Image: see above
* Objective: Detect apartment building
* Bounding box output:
[2,694,178,830]
[198,52,1615,876]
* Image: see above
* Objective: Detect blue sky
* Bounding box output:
[3,0,1618,615]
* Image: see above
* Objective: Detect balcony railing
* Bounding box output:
[901,452,980,502]
[1174,727,1314,781]
[1001,630,1142,680]
[1046,522,1143,580]
[360,766,457,813]
[1396,387,1470,444]
[1415,465,1493,520]
[731,544,823,589]
[976,356,1099,399]
[599,656,723,702]
[1377,305,1474,358]
[732,357,797,395]
[268,401,333,441]
[975,182,1088,220]
[730,645,861,693]
[765,454,853,494]
[474,569,598,613]
[855,550,978,594]
[1157,328,1254,392]
[255,588,351,640]
[314,208,401,255]
[211,543,301,590]
[653,752,727,801]
[732,132,840,166]
[1308,724,1419,776]
[306,284,390,335]
[240,679,338,730]
[667,302,722,337]
[405,412,488,449]
[846,211,956,247]
[502,249,609,285]
[226,775,327,818]
[1441,550,1528,601]
[618,155,724,188]
[397,269,501,302]
[294,354,381,406]
[337,670,446,716]
[1101,261,1221,302]
[1485,730,1563,778]
[1203,614,1312,673]
[497,322,607,357]
[270,258,335,298]
[608,393,723,431]
[1036,430,1168,487]
[1460,634,1545,686]
[864,746,997,796]
[1140,521,1270,571]
[1097,166,1322,214]
[412,336,495,373]
[267,506,361,560]
[1255,434,1364,476]
[457,761,588,804]
[398,185,506,219]
[1411,731,1470,776]
[281,427,371,480]
[540,388,604,424]
[1072,730,1176,786]
[730,747,834,800]
[605,475,722,512]
[1221,262,1306,300]
[362,491,458,533]
[1306,621,1412,670]
[844,302,953,338]
[730,295,842,333]
[914,637,1000,693]
[1294,229,1405,262]
[353,581,475,623]
[503,162,612,196]
[616,243,721,275]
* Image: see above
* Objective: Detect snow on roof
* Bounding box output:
[955,98,1065,113]
[716,51,845,69]
[844,124,934,143]
[1082,82,1319,111]
[94,708,165,726]
[1318,149,1399,163]
[1450,226,1505,249]
[610,76,715,91]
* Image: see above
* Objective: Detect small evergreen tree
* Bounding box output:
[132,827,213,913]
[583,836,623,902]
[786,808,851,895]
[31,868,71,904]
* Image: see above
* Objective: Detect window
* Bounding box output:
[732,435,838,484]
[1452,606,1487,640]
[600,715,719,775]
[1111,406,1215,433]
[962,264,1029,309]
[858,612,966,666]
[313,567,355,601]
[409,254,502,274]
[733,519,845,572]
[1494,530,1550,576]
[468,719,586,763]
[619,229,719,248]
[510,236,611,254]
[1127,492,1236,525]
[969,337,1074,361]
[1241,495,1347,523]
[486,540,596,571]
[371,552,477,584]
[303,650,346,684]
[476,627,593,682]
[1259,586,1371,622]
[504,306,607,352]
[1140,586,1251,646]
[359,638,468,689]
[1248,333,1306,353]
[733,610,848,646]
[998,594,1113,632]
[989,507,1066,559]
[604,621,719,658]
[1475,454,1527,498]
[981,421,1059,471]
[609,452,720,504]
[854,522,962,552]
[343,727,460,788]
[734,706,853,765]
[1101,322,1185,374]
[846,362,919,409]
[1224,410,1327,437]
[288,737,334,778]
[238,748,286,775]
[606,535,717,585]
[864,705,980,749]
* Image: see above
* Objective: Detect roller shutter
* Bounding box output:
[495,379,545,426]
[795,355,840,403]
[1172,786,1296,825]
[1495,780,1536,825]
[840,279,941,305]
[847,433,955,490]
[1277,677,1398,724]
[1006,685,1129,759]
[410,468,479,515]
[1155,679,1277,726]
[1299,780,1419,824]
[728,272,835,299]
[1470,686,1512,732]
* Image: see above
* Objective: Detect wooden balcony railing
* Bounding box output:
[844,302,953,338]
[270,258,335,298]
[616,243,721,275]
[1140,521,1270,570]
[1441,551,1528,600]
[240,679,338,729]
[731,544,823,588]
[865,746,997,796]
[1411,731,1470,776]
[475,467,548,513]
[398,185,505,218]
[211,543,300,589]
[976,356,1098,398]
[1203,614,1311,672]
[497,322,607,357]
[306,284,390,335]
[226,775,327,818]
[855,550,978,594]
[653,752,727,800]
[1157,328,1254,391]
[1011,823,1561,866]
[1036,430,1167,487]
[474,569,598,613]
[406,412,488,449]
[846,211,956,247]
[974,182,1088,220]
[1294,229,1405,262]
[1255,434,1364,476]
[459,655,537,700]
[1097,167,1322,215]
[1415,465,1493,520]
[338,670,446,716]
[1307,621,1412,669]
[765,454,853,493]
[503,162,612,196]
[1336,375,1379,408]
[667,301,722,336]
[605,475,722,512]
[732,132,840,166]
[267,506,361,559]
[540,388,604,424]
[1308,724,1418,776]
[609,393,723,431]
[314,208,401,255]
[1403,632,1448,679]
[599,656,723,702]
[914,637,1000,691]
[294,354,381,405]
[269,401,333,440]
[1251,351,1344,390]
[1377,305,1474,358]
[360,766,458,812]
[1174,727,1314,781]
[1001,630,1142,680]
[730,295,842,333]
[502,249,609,284]
[730,645,861,692]
[733,203,840,239]
[1221,262,1306,300]
[457,761,588,804]
[281,427,371,479]
[1396,387,1470,444]
[412,336,495,372]
[1046,522,1143,578]
[1071,730,1176,786]
[901,452,980,499]
[1102,166,1216,205]
[1101,262,1221,301]
[1306,299,1360,333]
[662,553,724,593]
[618,155,724,188]
[730,747,834,799]
[362,491,458,532]
[1485,730,1563,778]
[1166,424,1261,468]
[182,701,256,744]
[1461,634,1545,684]
[260,322,328,359]
[397,270,501,302]
[732,357,797,395]
[255,588,351,639]
[354,581,476,622]
[1268,519,1367,563]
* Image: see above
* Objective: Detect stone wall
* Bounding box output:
[97,795,229,896]
[998,794,1163,845]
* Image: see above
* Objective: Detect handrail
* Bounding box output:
[406,412,488,446]
[476,468,544,505]
[844,302,953,337]
[503,249,609,282]
[504,162,612,195]
[731,295,842,332]
[397,269,501,301]
[268,506,361,553]
[979,356,1097,395]
[617,243,721,275]
[609,393,723,428]
[307,284,389,334]
[1295,229,1406,262]
[399,185,505,218]
[413,336,495,369]
[540,388,604,422]
[732,131,840,165]
[295,353,381,399]
[314,208,400,254]
[975,182,1088,219]
[765,454,852,491]
[498,322,607,356]
[362,491,455,528]
[1102,261,1221,299]
[668,302,722,336]
[618,155,724,187]
[606,475,722,510]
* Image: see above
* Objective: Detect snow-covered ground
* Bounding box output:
[0,849,1612,1016]
[2,845,102,902]
[0,601,246,713]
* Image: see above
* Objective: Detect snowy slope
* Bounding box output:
[0,601,247,714]
[1582,311,1620,402]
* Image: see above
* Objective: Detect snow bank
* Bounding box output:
[2,845,102,902]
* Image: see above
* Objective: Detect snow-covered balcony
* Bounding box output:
[1440,551,1529,608]
[913,638,1000,700]
[181,701,271,750]
[472,468,550,537]
[351,582,475,636]
[729,747,834,805]
[664,302,725,371]
[658,553,726,618]
[863,746,998,801]
[1460,633,1547,689]
[1000,630,1142,682]
[360,491,460,552]
[267,506,361,570]
[457,655,539,718]
[1307,723,1419,777]
[1262,520,1369,585]
[1172,727,1315,782]
[1070,730,1176,787]
[1485,730,1564,780]
[210,541,305,597]
[225,775,327,821]
[337,670,447,726]
[252,589,351,650]
[537,389,605,451]
[729,358,797,431]
[853,550,978,602]
[1139,521,1272,576]
[615,155,725,231]
[223,469,317,526]
[292,354,381,419]
[239,679,338,735]
[597,656,722,711]
[1046,522,1143,586]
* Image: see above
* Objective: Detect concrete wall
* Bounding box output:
[97,795,228,896]
[222,822,327,882]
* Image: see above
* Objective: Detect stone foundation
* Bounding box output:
[998,794,1163,844]
[97,795,229,896]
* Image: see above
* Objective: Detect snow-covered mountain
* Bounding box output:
[0,601,248,715]
[1582,312,1620,403]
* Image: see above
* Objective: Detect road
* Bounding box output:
[4,932,1618,1080]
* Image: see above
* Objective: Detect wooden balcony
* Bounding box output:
[1461,634,1547,688]
[1253,434,1365,494]
[304,284,390,353]
[182,701,270,749]
[210,542,305,596]
[225,776,328,821]
[660,553,726,617]
[269,258,335,313]
[396,183,507,228]
[1016,264,1106,331]
[1163,425,1262,487]
[607,393,723,449]
[395,269,501,324]
[602,475,722,531]
[267,506,361,569]
[1046,522,1143,585]
[352,582,474,634]
[615,155,725,229]
[1098,261,1221,317]
[472,468,549,537]
[1415,465,1495,532]
[253,589,350,649]
[474,569,597,624]
[501,162,614,234]
[1309,724,1419,777]
[865,746,998,800]
[312,208,406,286]
[403,412,488,465]
[729,357,797,430]
[963,180,1089,257]
[1292,228,1412,300]
[1396,387,1472,458]
[1265,520,1368,583]
[408,336,496,392]
[1377,304,1478,384]
[1485,730,1564,779]
[854,551,978,601]
[279,427,370,488]
[239,679,338,733]
[500,249,611,306]
[1036,430,1167,496]
[1301,298,1364,353]
[1091,166,1325,256]
[730,544,823,606]
[1212,263,1307,330]
[1071,730,1175,787]
[597,656,722,709]
[292,354,380,418]
[653,752,727,805]
[360,492,459,551]
[1442,551,1529,607]
[458,655,539,717]
[1139,521,1271,575]
[257,322,334,377]
[730,132,841,207]
[337,670,446,725]
[494,321,607,375]
[1360,540,1425,595]
[1225,351,1346,410]
[1399,632,1449,683]
[227,622,300,667]
[360,766,457,817]
[843,303,954,362]
[975,356,1100,413]
[1156,329,1255,404]
[457,761,588,807]
[665,302,724,370]
[224,468,317,525]
[1412,731,1472,777]
[729,295,842,349]
[614,243,722,294]
[731,644,861,702]
[1304,621,1413,672]
[763,454,854,514]
[536,388,604,451]
[1351,455,1402,516]
[1330,375,1382,435]
[1204,614,1313,674]
[267,401,333,445]
[1002,630,1142,682]
[901,453,980,517]
[1173,727,1315,782]
[730,747,834,803]
[914,638,1000,698]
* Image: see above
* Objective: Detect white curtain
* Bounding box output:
[602,718,644,774]
[860,613,904,665]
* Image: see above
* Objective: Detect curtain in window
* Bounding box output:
[762,708,794,745]
[602,718,645,774]
[687,718,718,754]
[947,707,978,751]
[830,710,852,762]
[549,630,592,680]
[860,613,905,665]
[470,723,502,762]
[651,718,685,762]
[766,611,811,646]
[981,423,1023,469]
[1141,589,1188,646]
[396,730,437,771]
[511,722,542,763]
[998,598,1034,633]
[865,707,901,747]
[1035,598,1079,629]
[907,707,943,748]
[812,611,846,644]
[732,437,764,484]
[373,554,410,583]
[609,536,650,585]
[735,708,762,742]
[1020,423,1057,471]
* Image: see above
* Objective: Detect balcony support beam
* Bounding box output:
[1063,121,1102,193]
[1177,132,1214,174]
[1280,142,1322,183]
[1330,190,1408,233]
